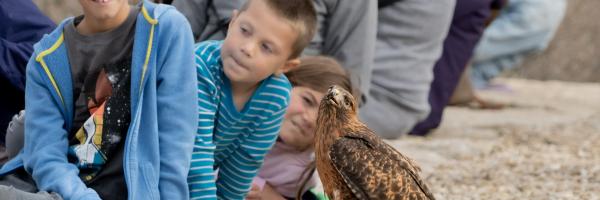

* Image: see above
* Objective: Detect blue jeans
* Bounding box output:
[470,0,567,88]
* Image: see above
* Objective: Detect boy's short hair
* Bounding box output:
[240,0,317,58]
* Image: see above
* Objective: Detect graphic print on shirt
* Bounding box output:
[68,58,131,181]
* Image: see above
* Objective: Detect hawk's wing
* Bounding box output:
[329,135,435,200]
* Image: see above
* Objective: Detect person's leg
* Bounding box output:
[471,54,525,89]
[449,66,476,105]
[0,186,62,200]
[0,110,24,165]
[0,110,61,198]
[359,0,455,139]
[450,67,506,109]
[5,110,25,160]
[470,0,567,86]
[0,146,8,165]
[0,168,62,200]
[360,96,427,139]
[408,66,450,136]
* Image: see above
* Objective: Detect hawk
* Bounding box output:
[314,86,435,200]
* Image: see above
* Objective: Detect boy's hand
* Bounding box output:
[245,184,262,200]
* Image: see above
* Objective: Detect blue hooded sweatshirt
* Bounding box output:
[0,1,197,199]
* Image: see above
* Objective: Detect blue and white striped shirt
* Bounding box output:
[189,41,291,200]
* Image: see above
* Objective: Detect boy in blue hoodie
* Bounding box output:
[0,0,196,199]
[188,0,317,199]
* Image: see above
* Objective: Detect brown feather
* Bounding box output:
[315,86,435,200]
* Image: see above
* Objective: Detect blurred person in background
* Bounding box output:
[358,0,456,139]
[0,0,55,162]
[470,0,567,89]
[410,0,507,136]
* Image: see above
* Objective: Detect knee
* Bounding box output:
[5,110,25,159]
[360,110,422,140]
[0,185,18,199]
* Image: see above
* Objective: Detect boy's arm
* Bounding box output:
[322,0,377,98]
[186,42,222,199]
[23,56,101,200]
[216,88,290,199]
[154,10,198,200]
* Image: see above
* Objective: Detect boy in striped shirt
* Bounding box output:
[188,0,317,199]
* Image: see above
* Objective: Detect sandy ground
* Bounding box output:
[388,78,600,199]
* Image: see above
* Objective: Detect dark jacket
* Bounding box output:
[0,0,55,143]
[410,0,507,135]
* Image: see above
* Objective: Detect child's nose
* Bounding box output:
[240,42,255,57]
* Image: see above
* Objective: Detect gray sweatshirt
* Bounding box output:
[359,0,456,139]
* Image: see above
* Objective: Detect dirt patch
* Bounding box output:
[389,78,600,199]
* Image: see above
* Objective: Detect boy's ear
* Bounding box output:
[275,58,301,75]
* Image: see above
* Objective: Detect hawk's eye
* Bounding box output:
[343,96,351,107]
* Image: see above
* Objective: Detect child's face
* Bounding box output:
[78,0,129,22]
[221,0,300,85]
[279,86,325,151]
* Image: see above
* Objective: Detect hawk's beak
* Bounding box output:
[325,86,343,107]
[324,94,337,106]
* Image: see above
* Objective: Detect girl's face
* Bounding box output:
[278,86,325,151]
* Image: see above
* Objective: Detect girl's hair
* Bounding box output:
[284,56,358,200]
[285,56,359,99]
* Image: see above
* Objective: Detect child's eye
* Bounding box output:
[240,27,250,35]
[261,43,273,53]
[303,96,315,107]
